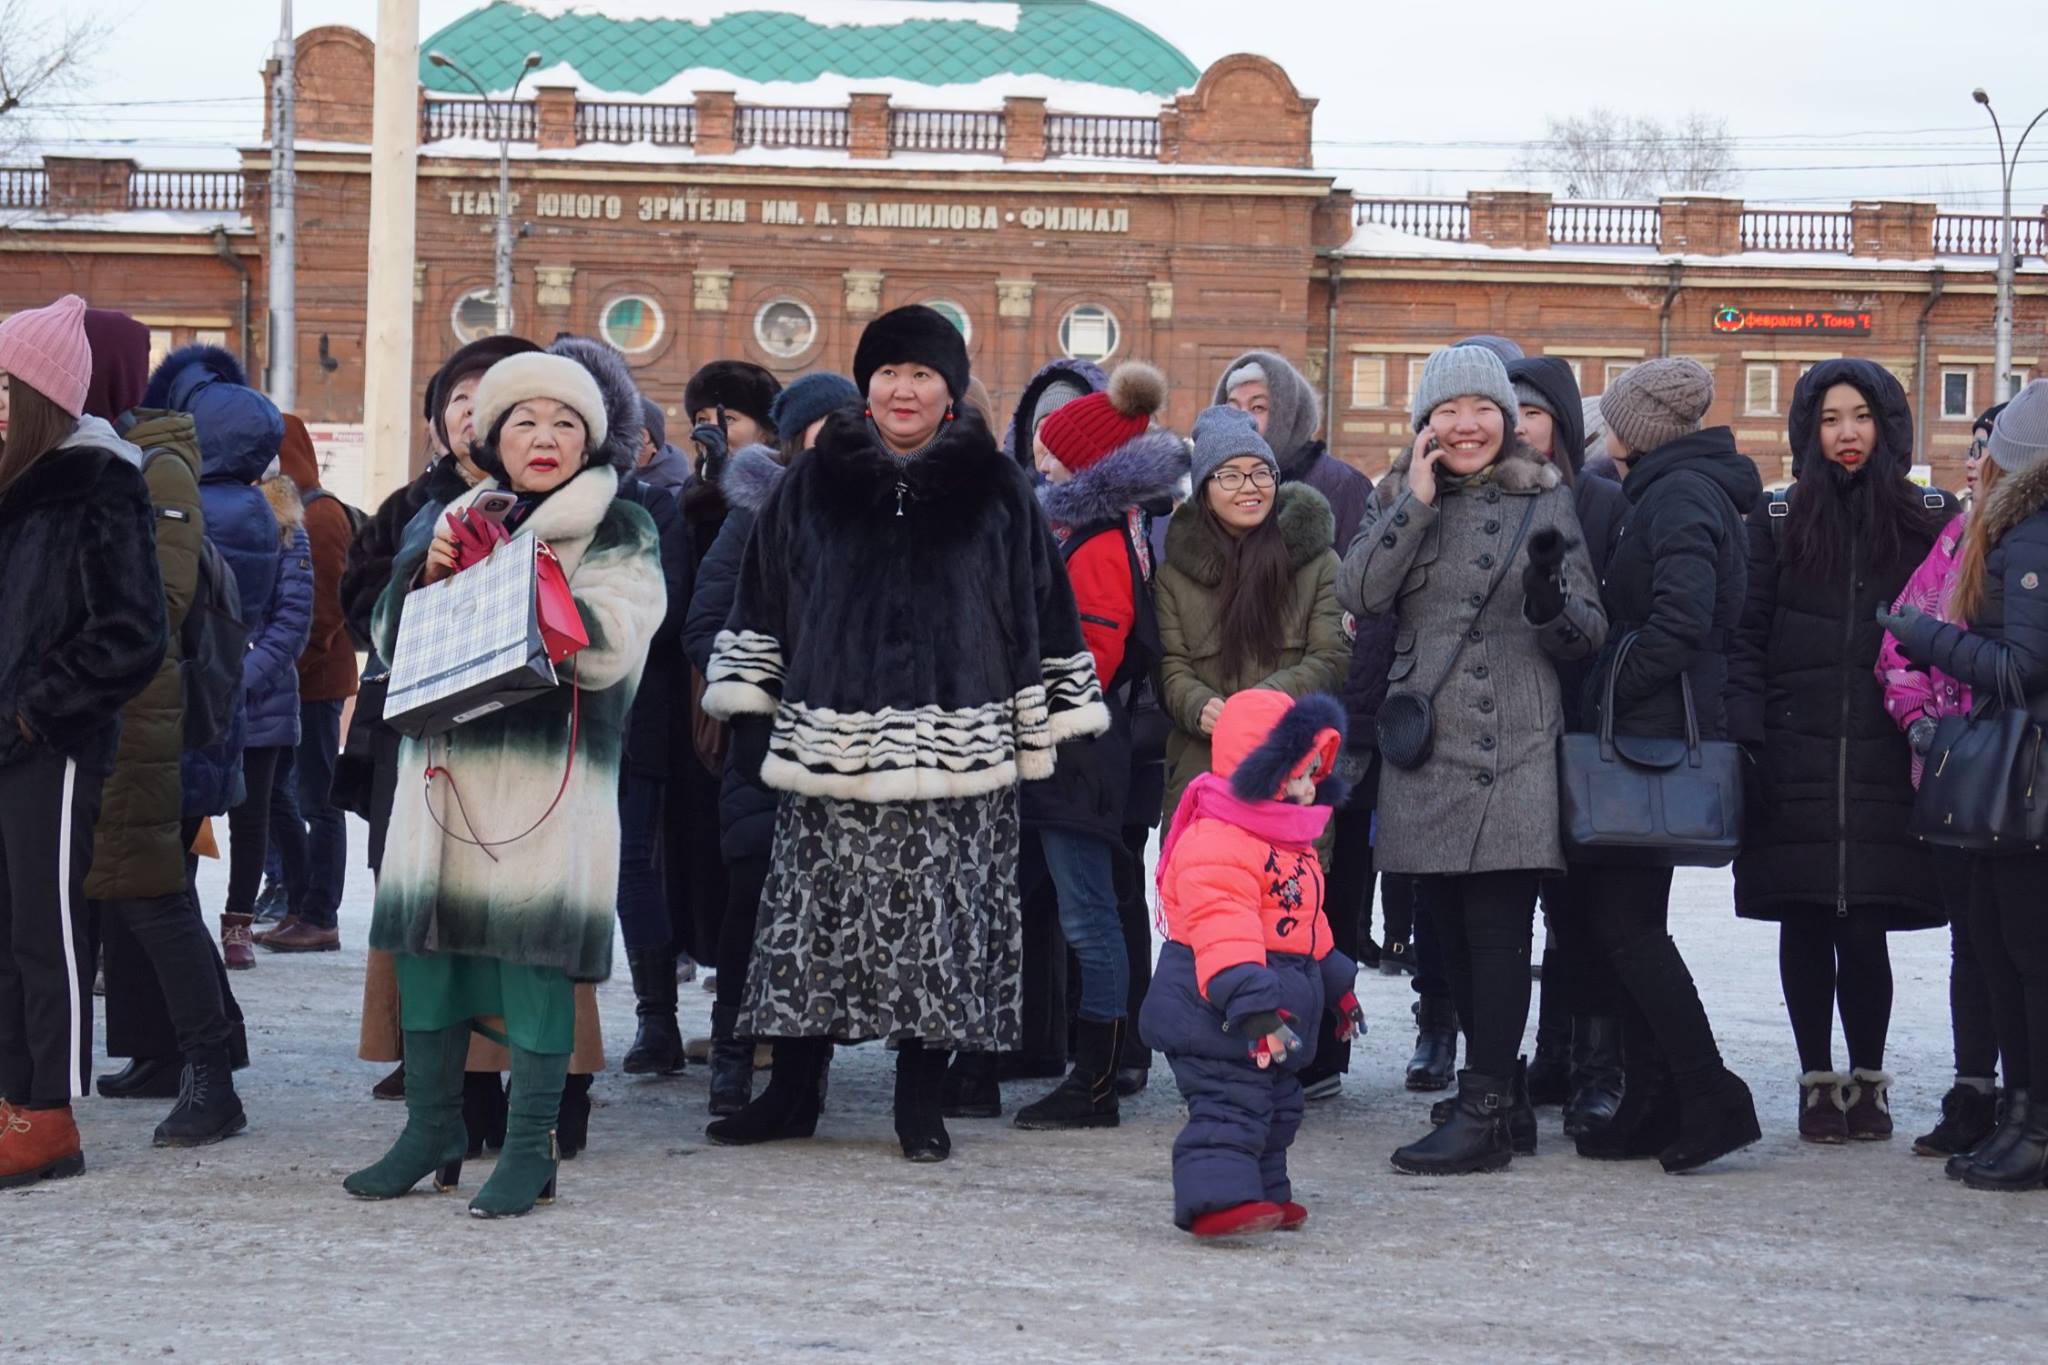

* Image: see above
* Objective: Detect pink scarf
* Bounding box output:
[1156,772,1332,900]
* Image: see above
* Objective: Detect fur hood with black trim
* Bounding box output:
[1165,480,1336,589]
[700,405,1109,801]
[1037,429,1189,535]
[716,442,788,515]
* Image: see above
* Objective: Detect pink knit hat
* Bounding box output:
[0,294,92,417]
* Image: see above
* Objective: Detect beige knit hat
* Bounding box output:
[1599,358,1715,457]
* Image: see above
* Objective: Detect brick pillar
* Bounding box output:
[1468,190,1552,250]
[696,92,737,156]
[1851,200,1937,259]
[1659,196,1743,255]
[1003,97,1045,162]
[1155,110,1182,164]
[848,93,891,160]
[535,86,578,150]
[44,155,137,214]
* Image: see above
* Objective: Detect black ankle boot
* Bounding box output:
[1961,1105,2048,1192]
[895,1042,952,1162]
[941,1049,1001,1119]
[1405,997,1458,1092]
[622,948,685,1076]
[1604,933,1755,1172]
[151,1050,247,1148]
[98,1056,184,1100]
[556,1073,592,1160]
[1508,1056,1538,1155]
[1950,1090,2031,1181]
[1392,1070,1513,1175]
[709,1041,754,1116]
[1563,1016,1625,1138]
[705,1039,826,1146]
[1014,1019,1122,1131]
[1914,1083,2000,1157]
[462,1070,507,1158]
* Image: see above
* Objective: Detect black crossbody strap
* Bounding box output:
[1418,494,1539,703]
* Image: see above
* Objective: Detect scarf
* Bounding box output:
[1155,771,1331,902]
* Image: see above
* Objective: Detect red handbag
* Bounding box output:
[535,542,588,664]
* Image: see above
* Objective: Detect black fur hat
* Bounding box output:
[684,359,781,433]
[853,304,970,403]
[425,333,540,450]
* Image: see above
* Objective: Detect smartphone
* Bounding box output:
[470,490,518,526]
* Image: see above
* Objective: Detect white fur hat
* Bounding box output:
[472,351,609,453]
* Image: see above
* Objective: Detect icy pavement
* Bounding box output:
[7,817,2041,1363]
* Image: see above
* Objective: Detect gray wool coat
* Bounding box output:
[1337,442,1606,876]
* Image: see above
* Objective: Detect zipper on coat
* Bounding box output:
[894,479,908,517]
[1836,527,1856,918]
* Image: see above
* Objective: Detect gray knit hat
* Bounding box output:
[1512,378,1557,420]
[1599,358,1715,457]
[1030,378,1087,440]
[1190,404,1277,487]
[1989,379,2048,474]
[1410,345,1521,432]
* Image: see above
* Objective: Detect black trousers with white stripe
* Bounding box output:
[0,747,103,1108]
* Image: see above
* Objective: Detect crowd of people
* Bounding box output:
[3,287,2047,1234]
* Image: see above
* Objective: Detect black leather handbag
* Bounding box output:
[1557,631,1744,867]
[1909,664,2048,852]
[1376,497,1536,771]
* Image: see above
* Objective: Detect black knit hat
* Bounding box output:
[684,360,781,434]
[425,334,540,450]
[853,304,970,403]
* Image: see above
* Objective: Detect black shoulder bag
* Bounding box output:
[1909,662,2046,852]
[1557,630,1745,867]
[1376,495,1537,771]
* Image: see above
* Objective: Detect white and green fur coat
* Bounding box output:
[369,465,665,981]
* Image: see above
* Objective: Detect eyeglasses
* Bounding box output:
[1210,467,1276,492]
[1968,437,1989,459]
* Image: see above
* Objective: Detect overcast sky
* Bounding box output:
[26,0,2048,209]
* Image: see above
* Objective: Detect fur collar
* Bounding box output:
[1382,438,1560,498]
[1164,481,1334,588]
[718,443,788,515]
[448,464,619,578]
[1979,457,2048,546]
[810,405,1011,513]
[1036,430,1189,531]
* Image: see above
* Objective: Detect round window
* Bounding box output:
[451,287,507,344]
[601,295,664,354]
[754,298,818,360]
[1059,304,1118,363]
[926,299,972,346]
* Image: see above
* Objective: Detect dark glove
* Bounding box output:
[1332,990,1366,1043]
[1875,599,1926,639]
[1237,1010,1303,1068]
[1521,527,1570,624]
[730,715,771,786]
[691,421,730,481]
[1907,715,1939,756]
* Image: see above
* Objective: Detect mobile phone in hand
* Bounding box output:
[470,490,518,526]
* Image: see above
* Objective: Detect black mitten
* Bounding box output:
[1521,528,1570,624]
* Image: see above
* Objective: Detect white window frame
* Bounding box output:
[1058,304,1119,363]
[1941,368,1974,420]
[753,298,819,360]
[1349,356,1387,409]
[1744,364,1779,417]
[599,294,665,355]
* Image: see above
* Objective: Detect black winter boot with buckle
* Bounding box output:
[151,1049,247,1148]
[1392,1070,1514,1175]
[1563,1016,1625,1138]
[1405,997,1458,1092]
[1014,1018,1123,1130]
[622,947,685,1076]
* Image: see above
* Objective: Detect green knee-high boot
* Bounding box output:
[344,1024,472,1199]
[469,1044,569,1219]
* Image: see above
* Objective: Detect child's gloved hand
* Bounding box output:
[1332,991,1366,1043]
[1239,1010,1302,1069]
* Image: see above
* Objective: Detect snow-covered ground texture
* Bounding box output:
[8,818,2040,1363]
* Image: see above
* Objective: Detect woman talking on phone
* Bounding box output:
[1338,343,1606,1176]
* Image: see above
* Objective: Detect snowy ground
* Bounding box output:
[8,817,2042,1363]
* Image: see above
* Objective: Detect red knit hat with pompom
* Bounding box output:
[1039,361,1166,473]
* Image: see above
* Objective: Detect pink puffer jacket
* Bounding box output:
[1876,510,1971,787]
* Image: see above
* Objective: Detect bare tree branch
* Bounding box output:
[0,0,109,162]
[1517,108,1740,199]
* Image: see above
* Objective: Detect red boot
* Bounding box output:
[1189,1200,1284,1240]
[1277,1201,1309,1230]
[220,913,256,970]
[0,1104,85,1188]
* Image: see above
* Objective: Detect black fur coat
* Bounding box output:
[702,408,1109,801]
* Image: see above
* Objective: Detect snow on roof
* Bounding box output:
[0,209,251,236]
[513,1,1023,30]
[519,61,1171,116]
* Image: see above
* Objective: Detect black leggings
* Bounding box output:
[1984,853,2048,1094]
[1935,849,2000,1083]
[224,745,284,918]
[1425,870,1539,1079]
[713,853,770,1037]
[1778,911,1893,1073]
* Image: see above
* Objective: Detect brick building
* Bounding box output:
[1,0,2042,500]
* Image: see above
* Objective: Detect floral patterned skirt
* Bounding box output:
[740,790,1022,1050]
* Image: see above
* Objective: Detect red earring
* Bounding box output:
[945,404,956,422]
[863,406,872,418]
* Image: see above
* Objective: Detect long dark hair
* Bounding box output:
[1781,419,1940,583]
[0,376,79,498]
[1192,491,1293,680]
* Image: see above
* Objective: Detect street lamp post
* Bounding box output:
[429,48,543,336]
[1972,89,2048,404]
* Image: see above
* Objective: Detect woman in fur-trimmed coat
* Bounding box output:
[702,304,1107,1163]
[347,341,664,1219]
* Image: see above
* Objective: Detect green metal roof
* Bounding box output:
[420,1,1200,99]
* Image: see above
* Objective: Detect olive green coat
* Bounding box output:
[87,411,204,900]
[1155,482,1349,831]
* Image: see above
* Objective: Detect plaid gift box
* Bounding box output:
[382,531,560,739]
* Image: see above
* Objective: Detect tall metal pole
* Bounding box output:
[494,101,513,335]
[267,0,297,409]
[362,0,420,503]
[1975,91,2048,405]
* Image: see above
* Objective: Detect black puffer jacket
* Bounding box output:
[618,474,692,779]
[1728,359,1950,925]
[1586,426,1761,740]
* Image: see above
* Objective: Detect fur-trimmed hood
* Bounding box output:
[1005,357,1108,462]
[1165,480,1335,589]
[547,335,645,475]
[1224,692,1349,809]
[717,442,788,515]
[810,405,1014,514]
[1978,447,2048,546]
[1377,437,1561,505]
[261,472,304,547]
[1036,429,1188,532]
[141,342,280,486]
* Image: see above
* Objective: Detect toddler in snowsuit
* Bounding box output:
[1141,690,1361,1239]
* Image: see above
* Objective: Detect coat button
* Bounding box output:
[1394,511,1409,527]
[1478,697,1494,713]
[1485,520,1501,534]
[1486,489,1502,504]
[1467,592,1483,607]
[1477,771,1494,786]
[1469,628,1483,642]
[1382,533,1398,547]
[1480,734,1496,750]
[1473,665,1489,679]
[1478,554,1494,569]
